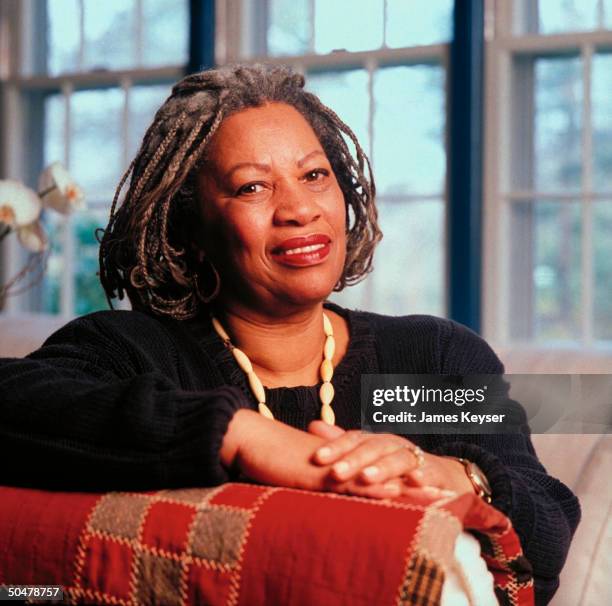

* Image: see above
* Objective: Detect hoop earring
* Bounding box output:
[194,257,221,303]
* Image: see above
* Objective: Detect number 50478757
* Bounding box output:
[0,585,64,601]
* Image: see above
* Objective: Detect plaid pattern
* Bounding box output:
[0,484,533,606]
[398,553,444,606]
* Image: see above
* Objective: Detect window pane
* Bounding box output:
[47,0,80,75]
[386,0,453,47]
[594,201,612,341]
[74,209,109,315]
[44,94,65,167]
[306,70,369,154]
[42,210,111,316]
[329,272,371,311]
[46,0,187,73]
[537,0,598,34]
[593,53,612,193]
[510,201,581,341]
[268,0,310,57]
[534,57,582,192]
[41,213,63,314]
[129,85,172,159]
[331,200,445,316]
[374,65,445,196]
[314,0,383,54]
[70,88,124,203]
[373,200,444,315]
[83,1,136,71]
[142,0,189,66]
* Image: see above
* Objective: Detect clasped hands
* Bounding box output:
[222,409,474,500]
[308,420,472,499]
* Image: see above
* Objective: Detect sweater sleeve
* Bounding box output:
[424,320,581,605]
[0,312,251,491]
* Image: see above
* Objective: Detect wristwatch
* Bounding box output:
[447,456,492,503]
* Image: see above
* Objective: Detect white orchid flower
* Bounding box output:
[0,179,42,229]
[16,220,48,252]
[38,162,85,215]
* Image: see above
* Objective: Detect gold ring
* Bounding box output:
[402,443,425,469]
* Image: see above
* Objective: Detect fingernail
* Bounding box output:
[385,483,400,495]
[333,460,350,476]
[362,465,379,479]
[413,469,424,479]
[317,447,332,460]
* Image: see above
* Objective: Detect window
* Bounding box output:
[219,0,454,317]
[3,0,451,319]
[484,0,612,346]
[6,0,607,346]
[0,0,188,317]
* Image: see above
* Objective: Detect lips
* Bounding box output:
[271,234,332,267]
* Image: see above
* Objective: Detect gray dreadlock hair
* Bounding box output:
[99,64,382,320]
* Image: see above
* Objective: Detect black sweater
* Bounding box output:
[0,303,580,604]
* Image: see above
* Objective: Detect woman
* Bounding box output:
[0,65,578,604]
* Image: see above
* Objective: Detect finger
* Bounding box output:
[359,479,404,499]
[327,438,408,482]
[400,469,428,487]
[357,448,424,485]
[307,420,345,440]
[313,429,364,465]
[401,461,446,489]
[324,476,404,500]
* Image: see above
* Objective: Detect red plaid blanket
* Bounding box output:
[0,484,533,605]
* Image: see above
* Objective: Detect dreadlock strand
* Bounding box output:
[131,110,189,204]
[158,111,225,305]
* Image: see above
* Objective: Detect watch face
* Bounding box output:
[468,462,492,496]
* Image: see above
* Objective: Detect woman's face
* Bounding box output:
[196,102,347,313]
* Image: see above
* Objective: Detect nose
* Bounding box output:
[273,181,321,226]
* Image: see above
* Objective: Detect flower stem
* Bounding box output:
[39,184,58,198]
[0,224,11,241]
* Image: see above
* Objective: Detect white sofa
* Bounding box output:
[497,348,612,605]
[1,315,610,604]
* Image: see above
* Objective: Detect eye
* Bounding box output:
[236,182,265,196]
[303,168,329,182]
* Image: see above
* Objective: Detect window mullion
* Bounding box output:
[1,83,27,314]
[113,77,133,312]
[448,0,485,331]
[215,0,228,65]
[382,0,388,48]
[60,82,75,319]
[366,59,376,168]
[581,44,594,345]
[507,55,535,341]
[135,0,144,67]
[77,0,85,71]
[121,77,132,169]
[362,57,377,312]
[597,0,605,29]
[442,45,450,319]
[309,0,315,54]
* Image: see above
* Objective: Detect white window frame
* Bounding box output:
[0,0,186,319]
[483,0,612,350]
[216,0,451,313]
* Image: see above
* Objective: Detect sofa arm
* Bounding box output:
[0,484,533,605]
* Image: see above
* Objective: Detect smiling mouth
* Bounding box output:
[283,243,327,255]
[271,239,332,267]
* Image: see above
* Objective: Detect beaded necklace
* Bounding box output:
[211,313,336,425]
